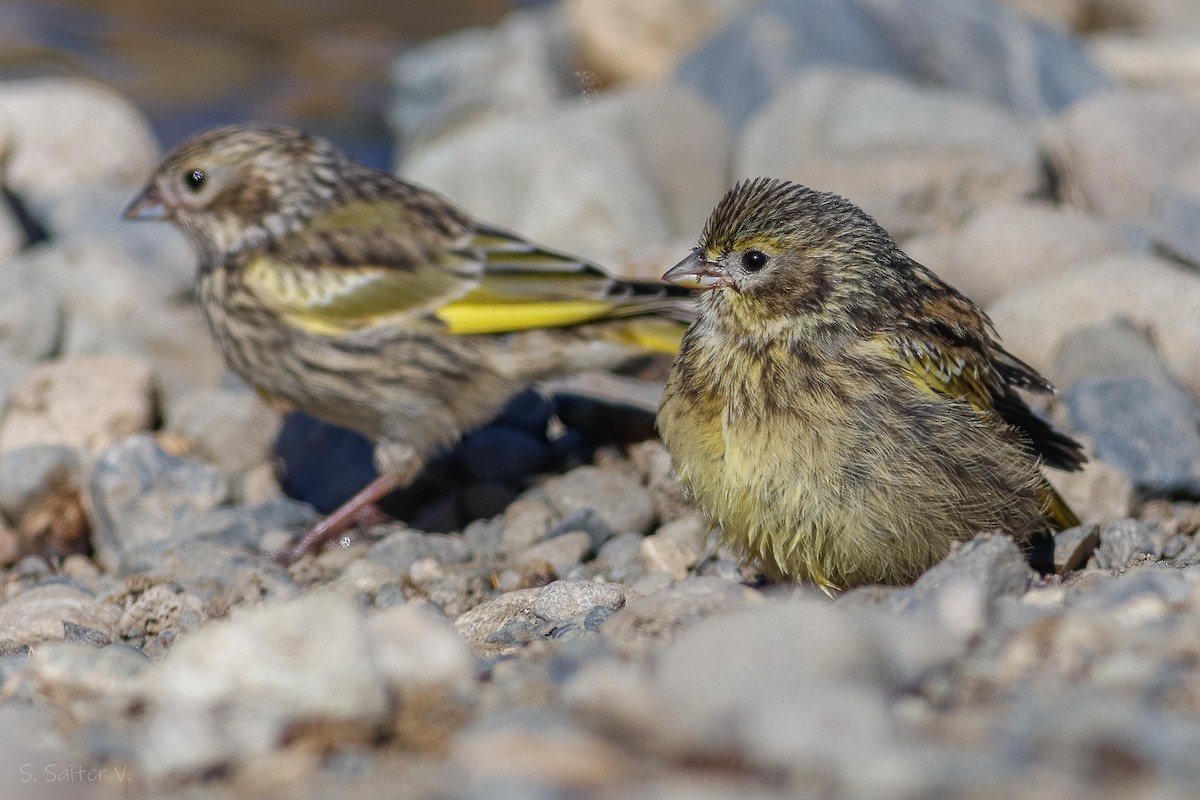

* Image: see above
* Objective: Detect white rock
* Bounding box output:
[1044,89,1200,223]
[0,355,156,454]
[987,253,1200,397]
[907,202,1132,306]
[135,592,388,777]
[564,0,752,85]
[369,603,475,698]
[0,583,121,645]
[0,78,158,196]
[403,87,722,266]
[737,68,1042,238]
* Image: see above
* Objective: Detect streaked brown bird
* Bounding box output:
[657,178,1084,591]
[124,122,691,564]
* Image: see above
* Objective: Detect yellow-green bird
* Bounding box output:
[124,122,691,564]
[657,178,1084,591]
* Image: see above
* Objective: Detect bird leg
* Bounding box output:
[272,474,399,566]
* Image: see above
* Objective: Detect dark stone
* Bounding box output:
[458,426,550,483]
[62,621,113,648]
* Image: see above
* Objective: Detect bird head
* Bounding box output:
[664,178,901,329]
[123,123,345,262]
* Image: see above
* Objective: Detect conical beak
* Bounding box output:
[122,183,171,221]
[662,248,732,291]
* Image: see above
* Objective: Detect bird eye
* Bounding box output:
[741,250,768,272]
[184,169,206,192]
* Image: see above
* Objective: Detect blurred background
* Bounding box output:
[0,0,542,164]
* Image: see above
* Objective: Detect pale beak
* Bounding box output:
[662,248,733,291]
[122,183,172,221]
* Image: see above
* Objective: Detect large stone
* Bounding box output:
[987,254,1200,398]
[906,202,1133,306]
[737,69,1043,238]
[166,388,282,476]
[0,355,156,454]
[402,86,728,266]
[677,0,1110,131]
[1044,89,1200,224]
[454,580,627,655]
[88,434,229,570]
[0,584,122,646]
[134,592,389,778]
[389,7,570,154]
[565,0,752,85]
[0,78,158,196]
[0,255,61,363]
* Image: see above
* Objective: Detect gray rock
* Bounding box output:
[389,7,571,155]
[517,531,592,576]
[183,494,318,552]
[454,580,627,654]
[1090,519,1164,570]
[889,535,1035,626]
[648,598,905,771]
[116,538,296,604]
[737,68,1042,238]
[676,0,1110,131]
[1065,375,1200,499]
[1053,525,1101,574]
[1149,185,1200,268]
[15,639,151,711]
[61,621,113,648]
[594,530,647,584]
[368,529,472,574]
[0,255,60,363]
[0,354,157,454]
[88,434,229,569]
[462,516,504,560]
[0,444,81,523]
[165,388,282,476]
[501,492,557,552]
[1067,563,1190,611]
[0,583,121,646]
[543,466,657,537]
[601,575,762,659]
[134,592,389,779]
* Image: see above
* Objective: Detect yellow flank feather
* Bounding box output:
[434,299,618,334]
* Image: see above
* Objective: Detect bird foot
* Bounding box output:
[270,474,398,566]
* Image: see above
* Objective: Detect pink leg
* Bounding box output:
[272,474,399,566]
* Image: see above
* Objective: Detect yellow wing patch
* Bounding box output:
[434,299,618,335]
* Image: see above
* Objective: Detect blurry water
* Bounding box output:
[0,0,522,165]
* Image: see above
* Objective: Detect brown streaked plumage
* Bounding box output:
[657,178,1084,591]
[124,122,692,563]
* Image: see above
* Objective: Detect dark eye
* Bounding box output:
[741,250,768,272]
[184,169,206,191]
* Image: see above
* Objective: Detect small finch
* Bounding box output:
[657,178,1084,591]
[124,122,690,564]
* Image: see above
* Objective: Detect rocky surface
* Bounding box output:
[1,0,1199,798]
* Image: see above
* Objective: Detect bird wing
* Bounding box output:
[434,224,694,344]
[239,209,689,351]
[888,328,1085,473]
